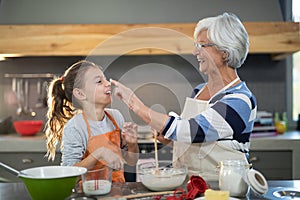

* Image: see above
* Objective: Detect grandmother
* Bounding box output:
[111,12,257,181]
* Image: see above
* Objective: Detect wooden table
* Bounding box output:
[1,180,300,200]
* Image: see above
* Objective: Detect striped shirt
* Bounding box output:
[162,81,257,153]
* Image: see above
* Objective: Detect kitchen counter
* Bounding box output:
[1,131,300,179]
[1,131,299,151]
[0,133,47,152]
[1,180,300,200]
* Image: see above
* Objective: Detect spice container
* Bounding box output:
[218,160,250,197]
[218,159,268,198]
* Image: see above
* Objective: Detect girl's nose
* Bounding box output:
[104,79,111,86]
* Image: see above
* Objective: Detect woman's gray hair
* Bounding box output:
[194,12,249,69]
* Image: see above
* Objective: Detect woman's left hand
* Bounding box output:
[122,122,138,145]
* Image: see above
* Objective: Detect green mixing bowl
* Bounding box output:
[19,166,87,200]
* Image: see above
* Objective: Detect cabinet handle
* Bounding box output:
[141,150,147,154]
[22,158,33,164]
[249,156,259,163]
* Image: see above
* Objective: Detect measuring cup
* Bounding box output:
[186,175,209,199]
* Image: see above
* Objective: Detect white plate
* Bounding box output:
[195,197,241,200]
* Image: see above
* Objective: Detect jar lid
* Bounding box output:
[247,169,268,195]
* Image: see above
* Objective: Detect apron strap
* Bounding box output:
[104,110,120,131]
[82,110,120,139]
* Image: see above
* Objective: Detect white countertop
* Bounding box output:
[0,131,299,152]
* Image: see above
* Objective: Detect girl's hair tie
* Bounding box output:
[60,75,65,83]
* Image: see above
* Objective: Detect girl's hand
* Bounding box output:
[92,147,124,170]
[122,122,138,145]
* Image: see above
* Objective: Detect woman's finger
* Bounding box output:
[110,79,119,87]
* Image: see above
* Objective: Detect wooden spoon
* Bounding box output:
[153,130,160,175]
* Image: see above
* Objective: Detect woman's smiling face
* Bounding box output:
[193,30,224,75]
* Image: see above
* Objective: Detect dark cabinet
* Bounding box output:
[249,150,292,180]
[0,152,61,182]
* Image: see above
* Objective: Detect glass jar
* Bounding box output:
[218,159,250,197]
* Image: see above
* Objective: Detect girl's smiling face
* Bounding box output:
[81,66,112,107]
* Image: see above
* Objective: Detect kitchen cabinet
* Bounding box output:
[249,150,292,180]
[0,22,299,60]
[0,152,61,182]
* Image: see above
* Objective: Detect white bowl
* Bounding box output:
[137,160,187,191]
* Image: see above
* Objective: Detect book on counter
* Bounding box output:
[251,111,277,137]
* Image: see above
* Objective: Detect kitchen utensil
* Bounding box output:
[122,189,184,199]
[35,79,44,108]
[137,160,187,191]
[12,78,17,93]
[42,80,49,107]
[24,79,36,117]
[81,167,112,195]
[0,161,28,177]
[0,161,87,200]
[153,130,160,175]
[186,175,209,199]
[16,79,24,116]
[0,116,13,134]
[187,175,209,199]
[13,120,43,136]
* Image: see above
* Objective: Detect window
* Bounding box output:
[292,0,300,121]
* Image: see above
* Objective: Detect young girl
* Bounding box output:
[45,60,139,182]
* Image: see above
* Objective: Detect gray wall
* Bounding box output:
[0,0,282,24]
[0,0,291,129]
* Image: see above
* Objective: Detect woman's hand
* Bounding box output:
[151,128,173,146]
[110,79,135,109]
[91,147,124,170]
[122,122,138,145]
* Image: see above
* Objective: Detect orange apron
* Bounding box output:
[82,111,125,182]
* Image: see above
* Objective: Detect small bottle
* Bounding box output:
[282,112,288,131]
[274,112,280,125]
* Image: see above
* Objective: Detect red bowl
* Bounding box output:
[13,120,43,136]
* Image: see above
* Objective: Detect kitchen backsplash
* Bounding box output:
[0,54,287,128]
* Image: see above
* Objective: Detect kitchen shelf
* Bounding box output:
[4,73,56,79]
[0,22,299,60]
